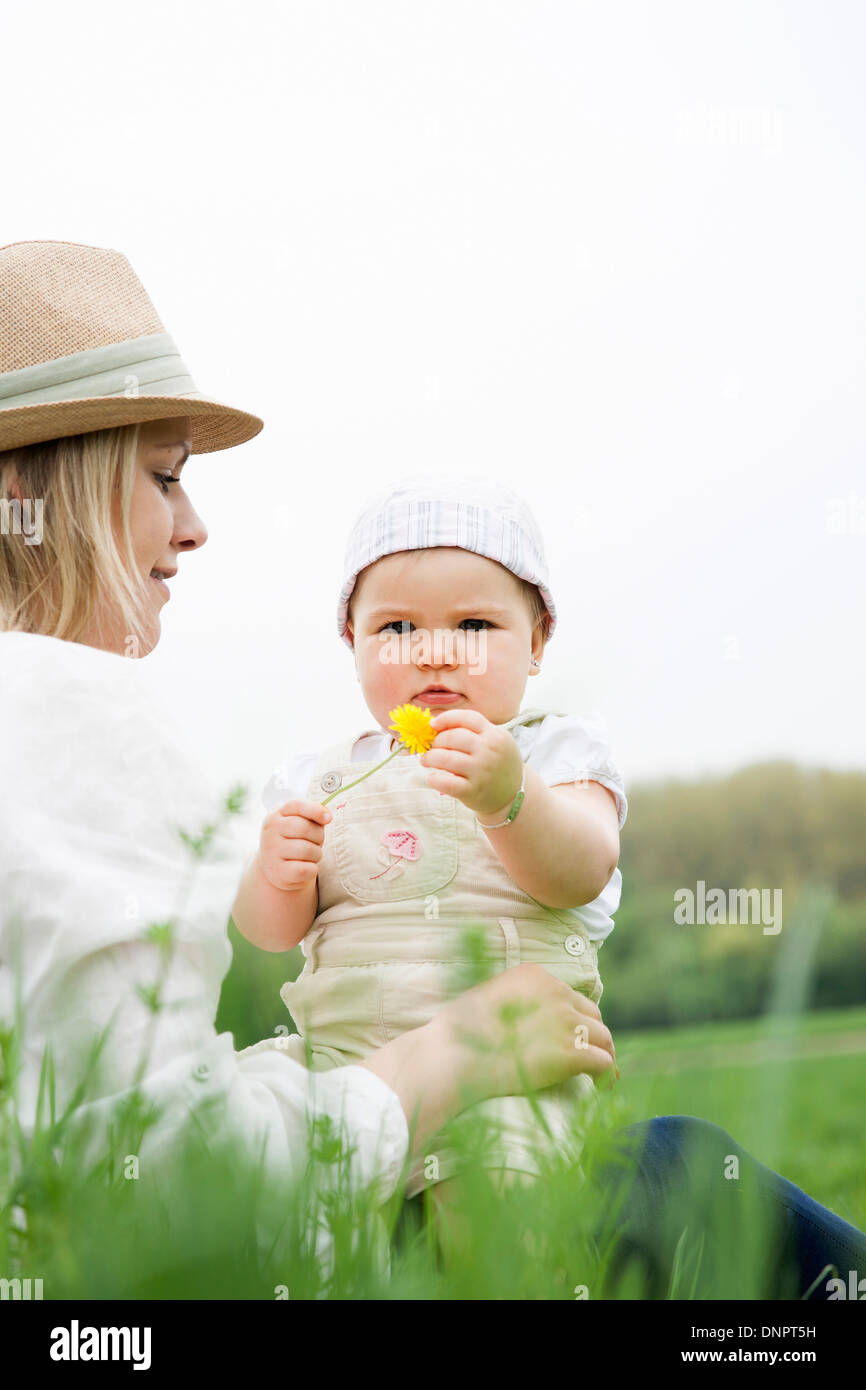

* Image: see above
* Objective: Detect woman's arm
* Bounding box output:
[358,963,617,1160]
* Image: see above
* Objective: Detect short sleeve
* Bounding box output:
[262,750,320,813]
[521,712,627,829]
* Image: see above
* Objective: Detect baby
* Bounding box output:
[232,478,627,1206]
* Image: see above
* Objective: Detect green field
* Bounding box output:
[607,1005,866,1233]
[4,1003,863,1299]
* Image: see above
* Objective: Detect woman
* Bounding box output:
[1,240,863,1299]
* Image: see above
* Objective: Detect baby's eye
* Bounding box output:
[378,618,491,634]
[379,620,414,634]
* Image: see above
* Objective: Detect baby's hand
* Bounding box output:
[258,799,332,893]
[420,709,525,818]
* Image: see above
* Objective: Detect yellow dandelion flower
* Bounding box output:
[320,702,437,805]
[388,703,437,756]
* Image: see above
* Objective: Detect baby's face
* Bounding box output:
[346,547,545,731]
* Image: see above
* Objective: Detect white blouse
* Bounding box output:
[0,632,408,1202]
[264,709,628,943]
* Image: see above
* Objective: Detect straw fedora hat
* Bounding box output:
[0,240,263,454]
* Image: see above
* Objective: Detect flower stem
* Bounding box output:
[320,746,405,805]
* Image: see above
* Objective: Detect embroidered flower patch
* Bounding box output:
[370,828,423,880]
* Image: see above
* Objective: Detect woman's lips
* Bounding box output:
[416,690,461,705]
[149,572,171,601]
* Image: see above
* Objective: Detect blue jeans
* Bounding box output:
[397,1115,866,1299]
[590,1116,866,1299]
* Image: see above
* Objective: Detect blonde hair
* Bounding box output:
[0,424,151,647]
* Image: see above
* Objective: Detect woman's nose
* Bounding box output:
[173,493,208,551]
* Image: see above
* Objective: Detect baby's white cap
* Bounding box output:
[336,475,557,649]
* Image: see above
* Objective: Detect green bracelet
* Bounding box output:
[475,767,527,829]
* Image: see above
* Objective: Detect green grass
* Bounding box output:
[5,839,864,1300]
[4,1005,864,1299]
[610,1007,866,1232]
[614,1004,866,1057]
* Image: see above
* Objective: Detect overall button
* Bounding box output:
[564,934,585,956]
[192,1062,210,1082]
[321,772,342,793]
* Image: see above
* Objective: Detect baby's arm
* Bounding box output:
[480,770,620,908]
[231,799,331,952]
[421,711,621,909]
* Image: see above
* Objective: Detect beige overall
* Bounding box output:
[280,707,603,1200]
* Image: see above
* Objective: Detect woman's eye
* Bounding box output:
[154,473,178,495]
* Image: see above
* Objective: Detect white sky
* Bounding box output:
[6,1,866,844]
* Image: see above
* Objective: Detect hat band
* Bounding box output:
[0,332,200,407]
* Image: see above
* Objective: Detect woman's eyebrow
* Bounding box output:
[155,442,191,467]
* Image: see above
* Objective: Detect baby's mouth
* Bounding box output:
[416,686,462,702]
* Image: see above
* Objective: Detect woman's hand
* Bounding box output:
[437,962,617,1103]
[357,963,616,1159]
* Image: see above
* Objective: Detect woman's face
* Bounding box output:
[91,416,206,655]
[346,547,545,732]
